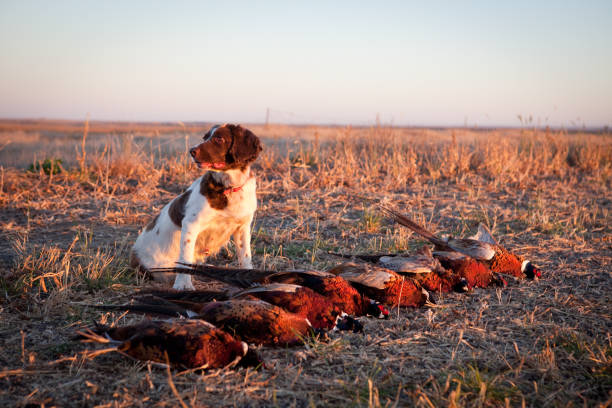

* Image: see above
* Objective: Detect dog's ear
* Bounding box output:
[227,125,262,168]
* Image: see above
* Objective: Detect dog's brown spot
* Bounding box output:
[144,213,159,232]
[169,190,192,227]
[200,173,228,210]
[226,125,262,170]
[191,124,262,171]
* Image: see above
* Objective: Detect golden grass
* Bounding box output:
[0,122,610,407]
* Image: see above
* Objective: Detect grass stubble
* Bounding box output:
[0,121,610,407]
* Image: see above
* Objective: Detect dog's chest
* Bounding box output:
[209,189,256,223]
[194,192,255,255]
[193,176,257,230]
[197,172,257,215]
[198,214,243,237]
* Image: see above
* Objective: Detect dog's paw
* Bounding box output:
[172,275,195,291]
[240,259,254,269]
[173,280,195,291]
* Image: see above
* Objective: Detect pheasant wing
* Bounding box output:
[446,238,496,261]
[379,255,438,274]
[327,262,396,290]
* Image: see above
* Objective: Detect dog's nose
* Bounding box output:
[189,148,197,158]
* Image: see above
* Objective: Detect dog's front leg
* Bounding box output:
[233,221,253,269]
[173,223,203,291]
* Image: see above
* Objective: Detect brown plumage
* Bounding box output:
[196,299,319,346]
[233,284,361,332]
[326,262,429,308]
[92,299,316,347]
[381,207,541,279]
[78,319,262,369]
[139,283,362,332]
[432,251,506,289]
[330,249,469,293]
[149,265,389,319]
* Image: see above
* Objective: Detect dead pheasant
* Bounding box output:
[326,262,429,308]
[196,299,325,345]
[91,298,317,347]
[221,283,363,332]
[77,318,262,369]
[149,265,389,319]
[381,207,541,279]
[135,279,361,332]
[431,250,506,288]
[329,249,469,293]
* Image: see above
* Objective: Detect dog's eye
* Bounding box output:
[213,136,223,144]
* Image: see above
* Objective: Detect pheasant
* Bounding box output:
[329,249,469,293]
[381,207,541,280]
[149,265,389,319]
[91,298,317,347]
[196,299,325,345]
[326,262,429,308]
[431,250,505,288]
[223,283,363,332]
[77,318,262,369]
[132,280,361,332]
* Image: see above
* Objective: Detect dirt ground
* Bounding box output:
[0,123,610,407]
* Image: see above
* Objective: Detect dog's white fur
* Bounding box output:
[131,150,257,290]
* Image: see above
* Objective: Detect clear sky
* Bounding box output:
[0,1,610,127]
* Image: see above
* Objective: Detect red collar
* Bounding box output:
[223,170,251,195]
[223,185,243,195]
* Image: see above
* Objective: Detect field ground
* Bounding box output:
[0,121,610,407]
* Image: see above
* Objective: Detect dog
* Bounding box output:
[130,124,262,290]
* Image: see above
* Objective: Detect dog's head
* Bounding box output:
[189,124,262,171]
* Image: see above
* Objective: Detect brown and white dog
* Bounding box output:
[130,124,262,290]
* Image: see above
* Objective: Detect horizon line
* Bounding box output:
[0,117,609,133]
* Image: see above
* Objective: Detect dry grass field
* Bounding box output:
[0,120,610,407]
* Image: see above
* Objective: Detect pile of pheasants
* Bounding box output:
[79,207,541,370]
